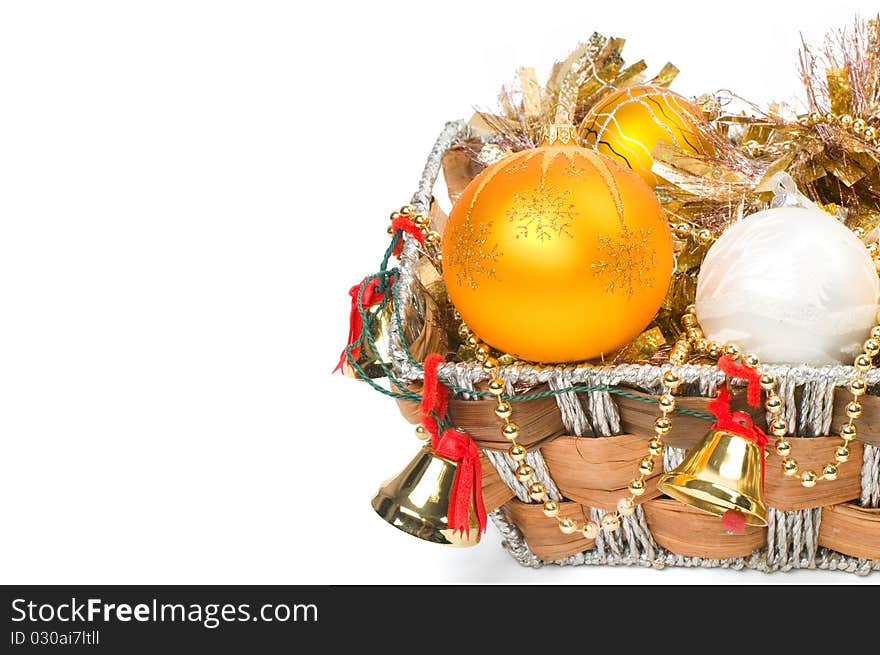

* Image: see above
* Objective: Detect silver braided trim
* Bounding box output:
[861,444,880,508]
[588,505,658,564]
[490,507,544,568]
[440,363,480,400]
[585,368,621,435]
[663,445,686,471]
[491,507,880,574]
[485,449,562,503]
[397,335,880,401]
[549,370,593,436]
[389,120,471,380]
[766,508,821,570]
[762,364,879,436]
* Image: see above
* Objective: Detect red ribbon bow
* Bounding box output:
[334,215,423,373]
[717,355,763,407]
[434,428,488,537]
[333,275,395,374]
[709,356,771,489]
[420,353,487,536]
[390,216,425,257]
[707,385,770,451]
[419,353,448,441]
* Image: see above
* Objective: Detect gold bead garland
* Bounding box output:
[388,203,441,254]
[667,305,879,488]
[456,304,879,539]
[388,199,877,534]
[740,111,880,156]
[851,225,880,266]
[738,112,880,157]
[802,111,880,147]
[456,322,679,538]
[671,222,718,247]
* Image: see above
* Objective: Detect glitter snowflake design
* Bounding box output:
[506,186,576,241]
[446,215,502,289]
[591,226,657,297]
[502,153,536,178]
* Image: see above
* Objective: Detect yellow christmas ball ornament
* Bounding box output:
[582,85,711,186]
[442,129,673,363]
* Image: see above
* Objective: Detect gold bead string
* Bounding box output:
[802,111,879,145]
[672,201,880,268]
[457,305,879,539]
[671,222,717,247]
[387,204,441,250]
[850,224,880,266]
[671,306,880,488]
[455,323,679,538]
[743,111,880,157]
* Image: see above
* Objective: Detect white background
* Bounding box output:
[1,0,879,584]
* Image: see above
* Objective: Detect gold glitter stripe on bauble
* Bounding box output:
[578,148,626,226]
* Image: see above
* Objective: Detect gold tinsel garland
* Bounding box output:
[427,17,880,366]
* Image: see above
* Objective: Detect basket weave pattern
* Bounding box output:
[389,122,880,574]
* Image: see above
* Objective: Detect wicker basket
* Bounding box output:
[387,122,880,575]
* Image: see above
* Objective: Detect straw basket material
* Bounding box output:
[388,122,880,574]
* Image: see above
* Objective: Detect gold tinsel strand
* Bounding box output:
[437,17,880,365]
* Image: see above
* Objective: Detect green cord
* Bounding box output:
[340,227,715,422]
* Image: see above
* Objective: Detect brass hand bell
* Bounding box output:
[372,446,481,547]
[658,427,768,528]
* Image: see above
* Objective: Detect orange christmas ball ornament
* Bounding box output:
[442,132,673,363]
[582,85,712,186]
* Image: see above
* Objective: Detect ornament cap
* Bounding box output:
[537,123,578,146]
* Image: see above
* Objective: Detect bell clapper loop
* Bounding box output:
[722,508,747,534]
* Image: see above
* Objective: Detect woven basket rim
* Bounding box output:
[388,121,880,389]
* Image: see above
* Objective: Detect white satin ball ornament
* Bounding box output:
[695,205,880,365]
